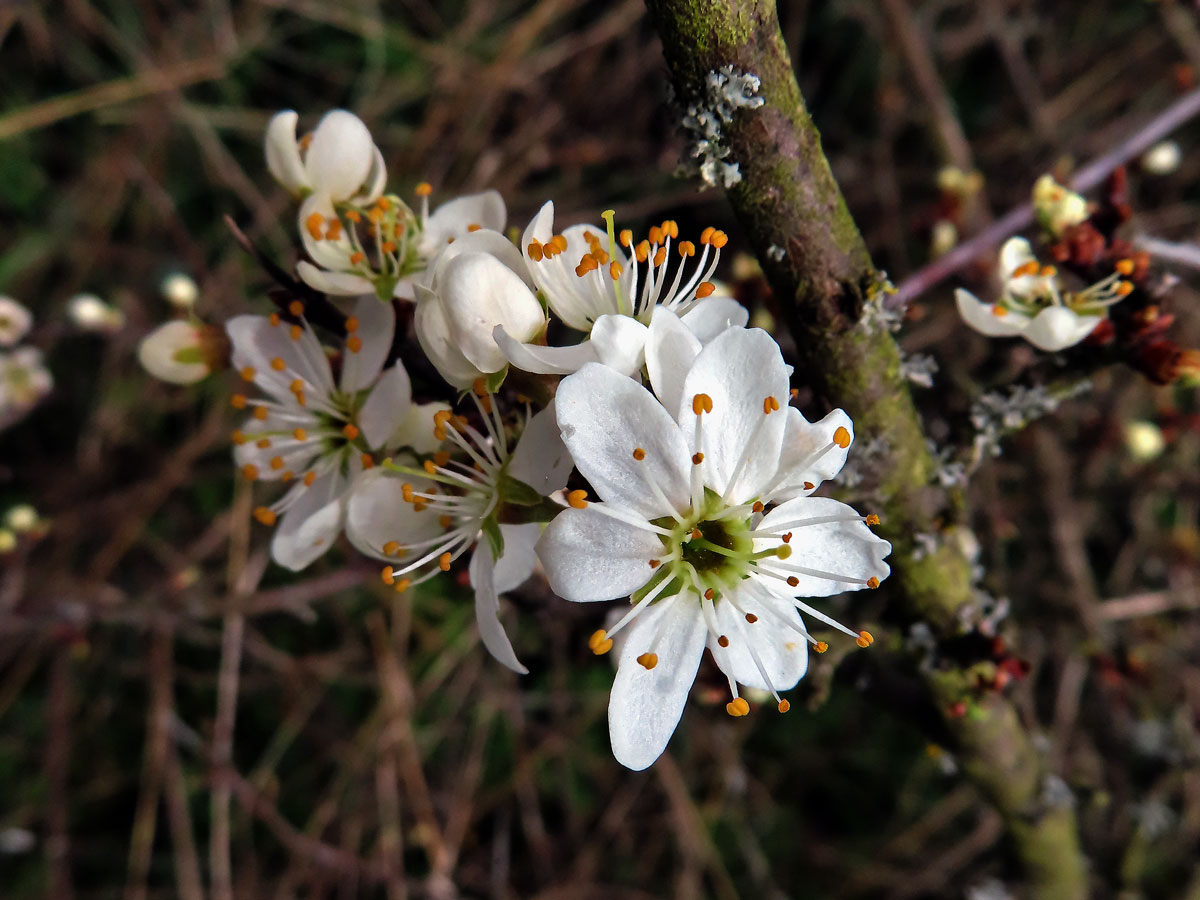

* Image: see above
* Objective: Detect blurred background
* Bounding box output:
[2,0,1200,897]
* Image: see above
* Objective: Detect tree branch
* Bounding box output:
[643,2,1088,896]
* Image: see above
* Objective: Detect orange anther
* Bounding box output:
[350,251,366,265]
[360,453,374,469]
[725,697,750,717]
[439,552,452,572]
[787,576,799,587]
[1115,258,1135,275]
[700,226,715,245]
[269,455,284,470]
[415,182,433,196]
[866,514,880,526]
[696,282,716,298]
[648,225,664,245]
[241,464,259,481]
[568,489,588,509]
[383,541,400,556]
[303,471,316,487]
[637,652,658,670]
[867,577,880,589]
[253,506,277,526]
[777,699,791,713]
[1115,281,1134,297]
[345,210,361,223]
[619,228,633,247]
[677,240,695,257]
[717,634,729,647]
[381,566,395,585]
[393,579,411,593]
[256,438,271,449]
[857,630,875,648]
[231,394,247,409]
[240,366,256,381]
[648,559,661,568]
[709,230,728,249]
[344,316,360,333]
[271,356,286,371]
[253,407,269,421]
[653,247,667,267]
[231,430,247,445]
[346,336,363,353]
[833,426,851,448]
[633,447,646,460]
[763,395,779,414]
[814,641,829,653]
[381,241,397,253]
[752,501,764,513]
[305,212,324,241]
[745,613,758,623]
[609,261,623,280]
[527,241,544,262]
[288,300,304,317]
[290,324,303,340]
[269,312,281,327]
[692,393,713,414]
[325,219,343,241]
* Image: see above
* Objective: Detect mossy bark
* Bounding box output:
[644,1,1088,896]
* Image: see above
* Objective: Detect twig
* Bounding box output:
[46,648,75,900]
[1134,235,1200,271]
[892,83,1200,306]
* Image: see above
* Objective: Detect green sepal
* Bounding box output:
[172,346,206,364]
[500,474,543,507]
[485,366,508,394]
[373,276,398,302]
[481,516,504,560]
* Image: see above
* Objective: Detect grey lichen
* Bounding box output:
[901,352,938,388]
[969,382,1091,463]
[766,243,786,261]
[674,65,765,189]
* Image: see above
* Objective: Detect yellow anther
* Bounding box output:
[763,395,779,414]
[382,541,400,556]
[589,629,613,655]
[692,452,704,465]
[833,426,851,448]
[305,212,324,241]
[857,630,875,648]
[270,356,286,371]
[619,228,633,247]
[632,447,646,460]
[725,697,750,717]
[867,577,880,589]
[381,566,395,585]
[700,226,715,245]
[814,641,829,653]
[527,241,544,262]
[696,282,716,298]
[401,483,414,502]
[231,430,247,445]
[637,652,658,670]
[777,699,791,713]
[439,552,452,572]
[342,424,360,440]
[1115,258,1135,275]
[677,240,695,257]
[253,506,276,526]
[292,428,308,441]
[423,460,438,475]
[241,464,259,481]
[346,336,363,353]
[256,438,271,449]
[609,261,623,280]
[240,366,256,381]
[344,316,359,333]
[1040,265,1057,278]
[253,407,269,421]
[231,394,247,409]
[745,613,758,623]
[415,182,433,196]
[866,514,880,526]
[303,471,316,487]
[775,545,792,560]
[568,489,588,509]
[1115,281,1134,297]
[692,393,713,414]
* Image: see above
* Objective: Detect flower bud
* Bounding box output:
[160,272,199,309]
[1032,174,1088,237]
[137,321,222,384]
[68,294,125,332]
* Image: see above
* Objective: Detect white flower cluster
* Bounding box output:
[0,296,52,431]
[231,109,893,770]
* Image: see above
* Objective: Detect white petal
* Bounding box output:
[556,362,692,518]
[271,470,347,570]
[137,321,210,384]
[344,469,442,560]
[397,401,450,454]
[999,237,1036,280]
[493,523,541,593]
[955,288,1029,338]
[428,228,532,289]
[1022,306,1102,351]
[425,191,507,245]
[357,363,412,449]
[494,328,598,375]
[678,328,789,503]
[468,545,529,674]
[521,200,554,257]
[756,496,891,597]
[608,595,708,771]
[679,296,748,343]
[349,146,387,206]
[264,110,307,194]
[440,252,545,374]
[225,312,334,399]
[304,110,376,202]
[413,292,483,389]
[536,506,662,602]
[645,306,701,413]
[298,194,357,272]
[339,295,395,393]
[507,406,573,496]
[296,261,374,297]
[233,412,319,480]
[591,315,648,376]
[769,408,853,501]
[708,590,808,692]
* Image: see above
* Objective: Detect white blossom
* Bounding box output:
[68,294,125,332]
[956,237,1134,351]
[265,109,386,205]
[138,321,213,384]
[346,397,572,673]
[493,202,748,377]
[227,296,432,571]
[0,347,52,422]
[0,296,32,347]
[1032,175,1088,237]
[536,327,890,769]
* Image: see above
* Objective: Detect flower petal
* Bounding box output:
[494,327,599,375]
[413,291,483,389]
[999,237,1036,280]
[304,110,376,202]
[425,191,507,246]
[234,412,319,480]
[508,406,573,496]
[357,363,412,450]
[678,327,789,503]
[298,194,357,272]
[468,544,529,675]
[493,523,541,593]
[226,312,335,400]
[296,261,374,297]
[556,362,692,518]
[1022,306,1102,351]
[428,227,533,289]
[679,296,748,343]
[339,295,395,393]
[344,470,442,560]
[708,590,808,693]
[755,496,891,597]
[536,506,662,602]
[645,306,701,413]
[350,146,387,206]
[769,408,854,501]
[264,110,307,194]
[955,288,1029,338]
[608,595,708,771]
[591,314,648,376]
[440,252,545,374]
[271,470,347,571]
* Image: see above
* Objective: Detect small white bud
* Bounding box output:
[5,504,39,533]
[1124,420,1165,461]
[138,321,213,384]
[68,294,125,332]
[0,296,32,347]
[160,272,199,309]
[1141,140,1181,176]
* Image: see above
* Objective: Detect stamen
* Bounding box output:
[637,652,658,670]
[253,506,276,526]
[833,426,851,448]
[814,642,828,653]
[726,697,750,717]
[568,489,588,509]
[856,630,875,648]
[589,629,614,655]
[632,447,646,460]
